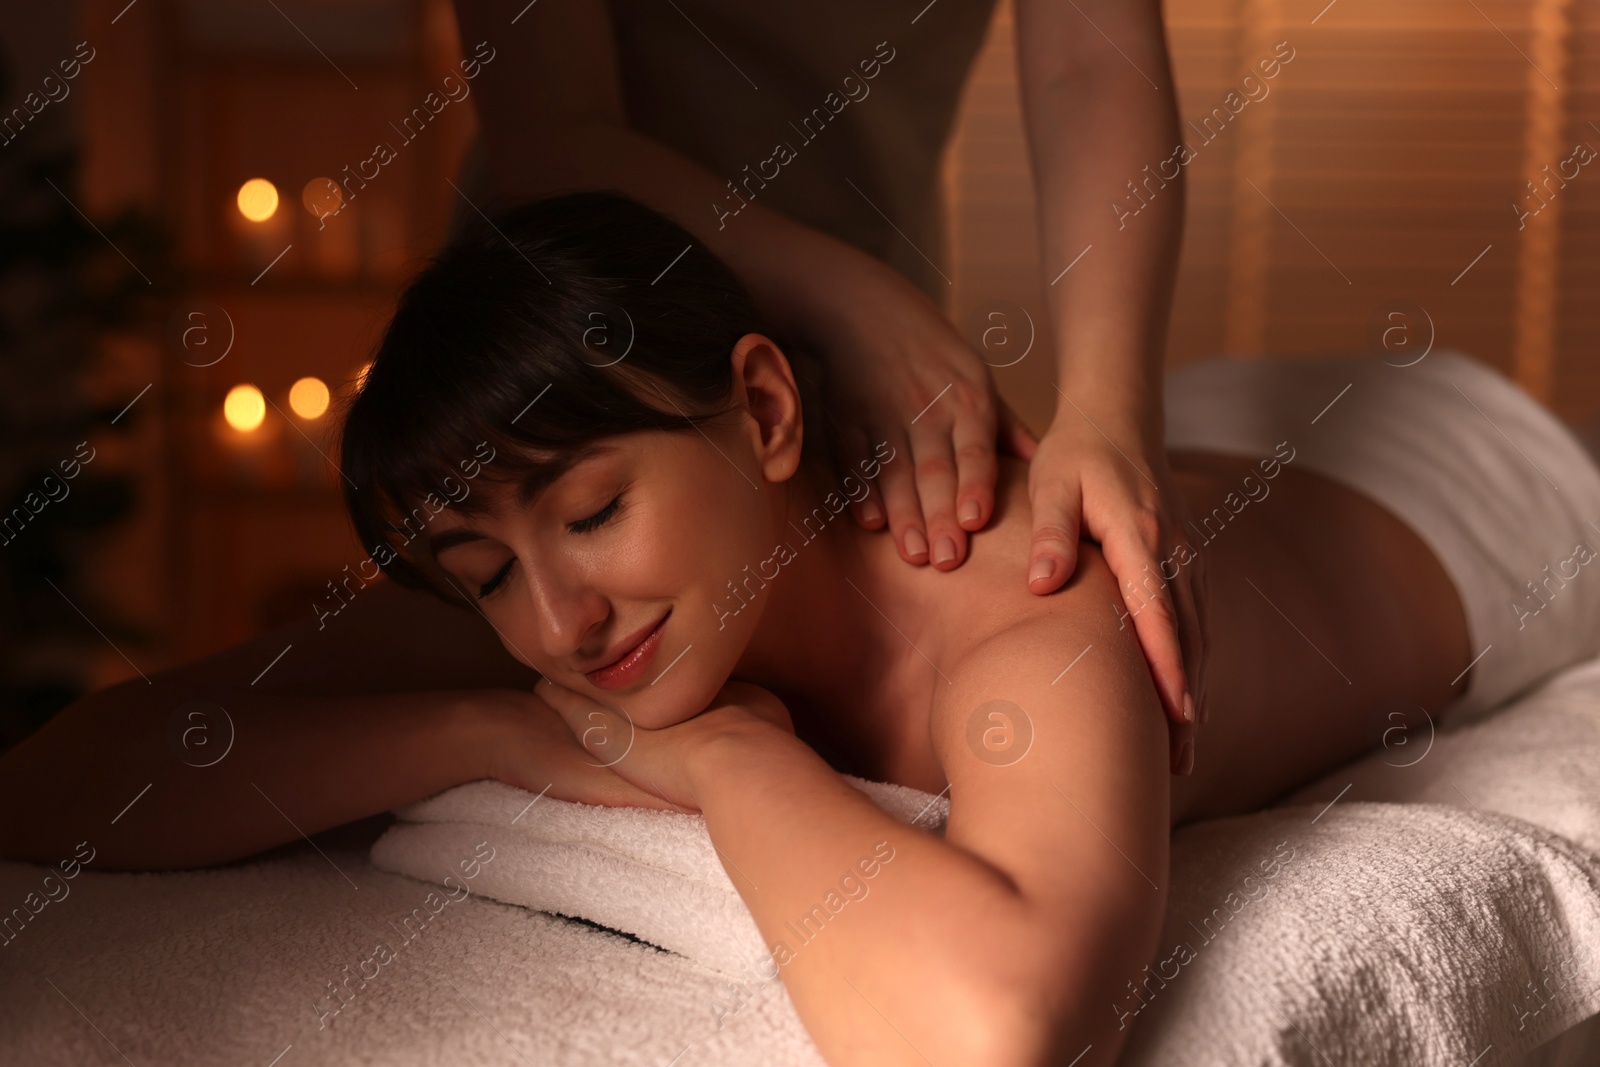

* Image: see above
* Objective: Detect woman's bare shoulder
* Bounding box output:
[927,456,1112,657]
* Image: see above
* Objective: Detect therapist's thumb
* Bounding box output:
[1027,485,1081,595]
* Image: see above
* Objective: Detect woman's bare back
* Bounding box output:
[1164,449,1472,823]
[790,449,1475,828]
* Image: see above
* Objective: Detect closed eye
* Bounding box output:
[568,494,622,534]
[475,493,623,598]
[477,558,514,599]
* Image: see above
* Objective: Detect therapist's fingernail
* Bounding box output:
[959,498,981,525]
[860,499,882,525]
[934,535,956,564]
[1179,739,1195,775]
[1182,691,1196,724]
[904,528,928,560]
[1029,557,1055,585]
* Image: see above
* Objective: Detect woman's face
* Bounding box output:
[423,338,804,728]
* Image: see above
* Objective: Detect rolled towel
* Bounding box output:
[370,775,949,978]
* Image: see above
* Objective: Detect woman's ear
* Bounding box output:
[728,332,804,483]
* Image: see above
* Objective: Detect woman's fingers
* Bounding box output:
[495,685,681,810]
[534,677,640,769]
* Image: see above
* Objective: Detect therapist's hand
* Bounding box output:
[1025,416,1210,772]
[809,258,1037,568]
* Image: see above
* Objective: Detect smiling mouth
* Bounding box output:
[584,609,671,689]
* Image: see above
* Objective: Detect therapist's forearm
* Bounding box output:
[475,115,891,360]
[1021,64,1185,451]
[453,2,895,363]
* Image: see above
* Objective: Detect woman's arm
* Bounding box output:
[453,0,1029,571]
[674,547,1170,1066]
[0,580,672,871]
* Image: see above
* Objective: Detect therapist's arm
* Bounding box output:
[453,0,1034,575]
[1013,0,1209,762]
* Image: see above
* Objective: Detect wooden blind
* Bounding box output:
[945,0,1600,433]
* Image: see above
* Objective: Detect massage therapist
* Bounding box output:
[450,0,1207,769]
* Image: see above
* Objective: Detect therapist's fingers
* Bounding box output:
[910,419,968,570]
[1100,513,1191,728]
[951,404,999,535]
[1026,469,1084,595]
[871,430,931,564]
[1185,524,1214,726]
[1170,718,1196,776]
[840,423,888,530]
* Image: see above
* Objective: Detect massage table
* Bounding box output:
[5,649,1600,1066]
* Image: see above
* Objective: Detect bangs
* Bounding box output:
[337,191,754,590]
[338,190,844,596]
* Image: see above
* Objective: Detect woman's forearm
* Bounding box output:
[0,680,497,871]
[688,724,1053,1067]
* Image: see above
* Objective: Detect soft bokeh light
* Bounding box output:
[301,177,344,221]
[223,384,267,432]
[236,178,279,222]
[288,376,330,419]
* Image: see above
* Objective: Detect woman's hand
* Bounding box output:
[479,687,684,811]
[530,678,797,811]
[1023,418,1211,774]
[807,259,1037,570]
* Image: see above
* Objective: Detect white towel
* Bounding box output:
[370,776,948,979]
[1164,350,1600,724]
[367,652,1600,1066]
[7,656,1600,1067]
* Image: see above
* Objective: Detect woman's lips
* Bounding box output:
[585,611,670,690]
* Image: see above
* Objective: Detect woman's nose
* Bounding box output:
[523,566,608,660]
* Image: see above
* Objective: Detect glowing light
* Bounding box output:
[236,178,279,222]
[223,384,266,432]
[302,177,344,222]
[288,376,330,419]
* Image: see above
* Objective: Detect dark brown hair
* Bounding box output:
[339,190,834,592]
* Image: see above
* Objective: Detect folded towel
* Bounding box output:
[371,776,948,979]
[369,651,1600,1065]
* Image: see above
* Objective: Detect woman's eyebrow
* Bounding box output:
[429,529,486,556]
[513,442,619,508]
[429,443,624,557]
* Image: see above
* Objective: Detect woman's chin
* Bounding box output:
[625,671,735,731]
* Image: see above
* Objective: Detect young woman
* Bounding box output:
[5,193,1600,1067]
